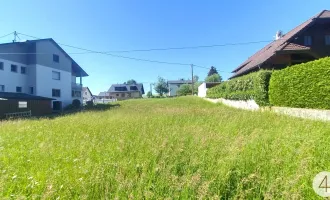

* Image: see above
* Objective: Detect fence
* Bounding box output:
[93,99,117,104]
[5,110,32,119]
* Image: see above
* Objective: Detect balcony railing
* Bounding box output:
[72,82,82,90]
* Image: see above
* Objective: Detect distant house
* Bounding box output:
[97,92,111,99]
[82,87,93,102]
[198,82,221,98]
[167,79,192,96]
[0,92,54,119]
[107,84,145,100]
[231,10,330,78]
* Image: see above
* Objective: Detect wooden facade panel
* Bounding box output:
[0,99,52,119]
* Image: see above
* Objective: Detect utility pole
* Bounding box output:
[150,83,153,95]
[191,64,194,95]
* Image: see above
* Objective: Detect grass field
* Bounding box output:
[0,97,329,199]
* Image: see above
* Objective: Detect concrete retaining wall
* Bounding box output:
[204,98,259,111]
[204,98,330,121]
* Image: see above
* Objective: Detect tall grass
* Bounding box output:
[0,97,329,199]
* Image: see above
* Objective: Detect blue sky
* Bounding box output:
[0,0,329,95]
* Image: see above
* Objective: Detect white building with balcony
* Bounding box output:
[0,38,88,110]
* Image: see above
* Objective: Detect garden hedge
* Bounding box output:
[207,70,272,106]
[269,57,330,109]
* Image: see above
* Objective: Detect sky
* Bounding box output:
[0,0,329,95]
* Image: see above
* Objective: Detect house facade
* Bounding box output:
[82,87,93,102]
[0,39,88,110]
[231,10,330,78]
[167,79,192,96]
[107,84,145,100]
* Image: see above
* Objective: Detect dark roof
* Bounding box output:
[231,10,330,78]
[108,84,145,94]
[98,92,110,96]
[167,80,192,84]
[0,38,88,77]
[0,92,54,100]
[205,82,221,88]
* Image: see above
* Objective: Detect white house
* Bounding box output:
[167,79,192,96]
[198,82,221,98]
[0,39,88,110]
[82,87,93,102]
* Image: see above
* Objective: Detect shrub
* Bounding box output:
[72,99,81,109]
[269,57,330,109]
[207,70,272,106]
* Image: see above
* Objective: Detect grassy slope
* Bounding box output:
[0,97,329,199]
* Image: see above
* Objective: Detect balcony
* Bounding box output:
[72,82,82,90]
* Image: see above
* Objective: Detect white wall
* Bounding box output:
[0,58,32,93]
[35,64,72,108]
[198,83,207,97]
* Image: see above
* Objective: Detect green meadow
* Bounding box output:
[0,97,329,199]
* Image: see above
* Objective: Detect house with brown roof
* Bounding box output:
[231,10,330,78]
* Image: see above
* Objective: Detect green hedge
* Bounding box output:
[207,70,272,106]
[269,57,330,109]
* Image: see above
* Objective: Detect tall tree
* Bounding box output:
[207,66,218,77]
[205,74,222,82]
[154,76,169,96]
[126,79,137,84]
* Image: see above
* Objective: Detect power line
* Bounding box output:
[17,32,191,66]
[17,32,277,53]
[0,32,14,39]
[15,32,233,73]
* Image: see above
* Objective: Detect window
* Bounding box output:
[304,36,312,46]
[16,87,22,93]
[30,87,34,95]
[52,71,60,80]
[21,66,26,74]
[53,54,59,63]
[326,35,330,45]
[52,89,61,97]
[18,101,27,108]
[115,87,127,91]
[116,94,119,97]
[72,90,81,97]
[130,86,138,91]
[11,64,17,72]
[0,62,3,70]
[0,85,4,92]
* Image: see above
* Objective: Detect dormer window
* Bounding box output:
[304,36,312,46]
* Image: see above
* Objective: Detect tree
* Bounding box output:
[177,84,192,96]
[205,74,222,82]
[154,76,169,96]
[146,91,153,98]
[125,79,137,84]
[207,66,218,77]
[193,75,199,83]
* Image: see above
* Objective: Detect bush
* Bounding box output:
[207,70,272,106]
[72,99,81,109]
[269,57,330,109]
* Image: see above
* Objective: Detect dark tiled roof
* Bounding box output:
[98,92,110,96]
[278,43,310,51]
[107,84,145,94]
[167,80,192,84]
[231,10,330,78]
[0,92,54,100]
